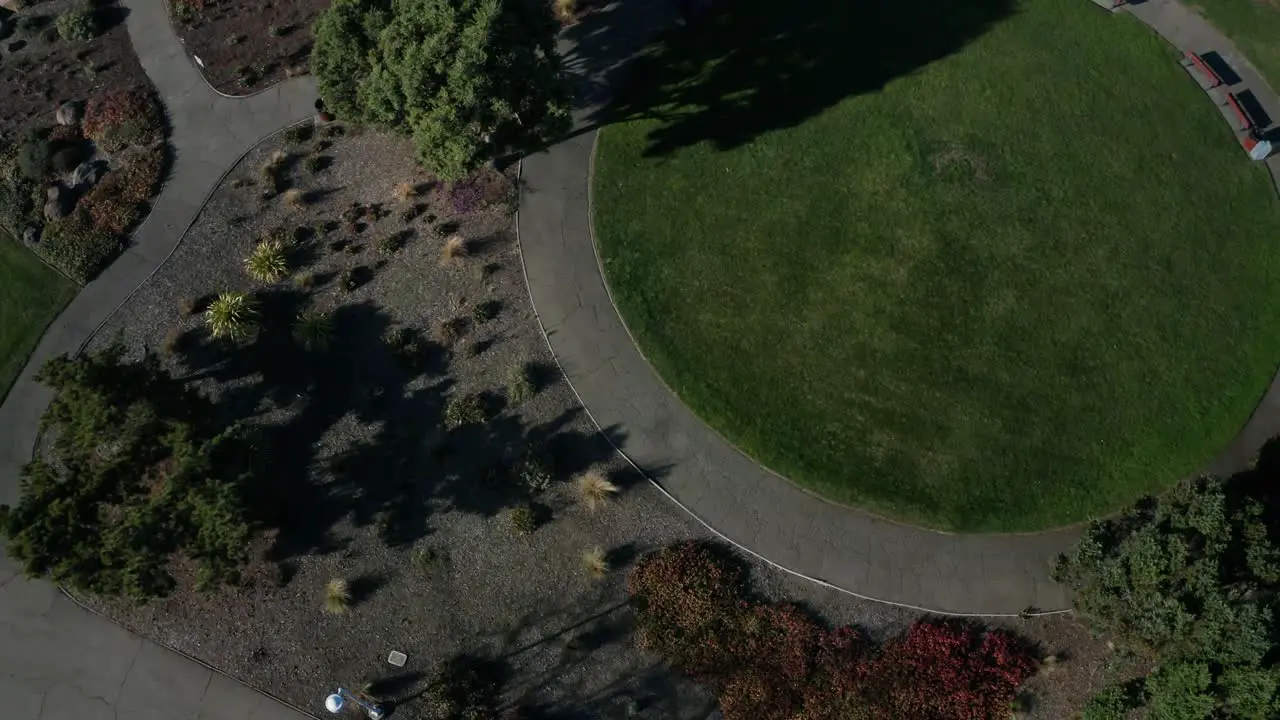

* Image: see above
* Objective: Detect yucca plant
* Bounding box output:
[244,240,289,282]
[293,311,332,350]
[204,291,258,340]
[324,578,351,614]
[582,547,609,579]
[577,470,618,512]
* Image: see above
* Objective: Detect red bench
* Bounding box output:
[1226,92,1254,132]
[1185,51,1223,88]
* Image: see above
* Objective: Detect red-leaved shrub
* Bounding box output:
[83,88,163,152]
[628,542,1038,720]
[81,146,164,235]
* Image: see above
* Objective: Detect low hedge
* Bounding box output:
[35,210,122,284]
[628,542,1038,720]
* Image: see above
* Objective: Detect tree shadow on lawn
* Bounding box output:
[565,0,1014,158]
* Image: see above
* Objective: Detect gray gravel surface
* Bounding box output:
[70,127,1099,719]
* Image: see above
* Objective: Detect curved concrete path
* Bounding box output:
[0,0,317,717]
[518,0,1280,615]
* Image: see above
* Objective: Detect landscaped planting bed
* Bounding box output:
[168,0,599,97]
[0,0,167,400]
[594,0,1280,532]
[39,125,1112,718]
[168,0,325,94]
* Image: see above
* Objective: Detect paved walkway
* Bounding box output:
[0,0,317,717]
[1124,1,1280,481]
[517,0,1280,615]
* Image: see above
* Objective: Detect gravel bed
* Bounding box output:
[70,125,1105,719]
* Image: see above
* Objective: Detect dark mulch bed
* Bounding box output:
[70,124,1114,719]
[0,0,146,138]
[169,0,323,95]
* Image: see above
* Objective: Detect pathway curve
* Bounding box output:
[518,0,1280,615]
[0,0,317,717]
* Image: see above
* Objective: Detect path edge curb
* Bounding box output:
[160,0,306,101]
[55,585,322,719]
[515,142,1074,619]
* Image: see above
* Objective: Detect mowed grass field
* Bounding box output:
[0,229,75,401]
[593,0,1280,531]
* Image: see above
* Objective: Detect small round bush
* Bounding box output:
[244,240,289,282]
[293,311,332,351]
[508,506,537,536]
[204,291,257,340]
[444,393,486,429]
[55,6,98,43]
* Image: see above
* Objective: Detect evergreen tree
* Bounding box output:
[0,346,254,600]
[312,0,570,178]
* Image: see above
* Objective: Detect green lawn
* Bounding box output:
[1192,0,1280,92]
[0,228,75,401]
[593,0,1280,531]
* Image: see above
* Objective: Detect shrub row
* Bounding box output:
[33,209,121,284]
[628,542,1037,720]
[1056,474,1280,718]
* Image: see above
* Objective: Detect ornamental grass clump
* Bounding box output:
[582,547,608,579]
[577,470,618,512]
[244,240,289,282]
[293,311,332,350]
[324,578,351,614]
[204,291,257,340]
[506,362,535,405]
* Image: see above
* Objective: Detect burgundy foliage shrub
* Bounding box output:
[83,88,163,152]
[628,541,1038,720]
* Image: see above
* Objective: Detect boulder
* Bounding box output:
[71,159,105,189]
[22,225,39,248]
[55,101,82,127]
[42,185,67,221]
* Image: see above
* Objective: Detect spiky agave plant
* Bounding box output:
[204,291,258,340]
[244,239,290,282]
[293,310,332,351]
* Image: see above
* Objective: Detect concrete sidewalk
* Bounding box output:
[0,0,318,717]
[517,0,1280,615]
[1,552,314,720]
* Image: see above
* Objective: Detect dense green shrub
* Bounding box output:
[55,4,98,42]
[0,145,42,231]
[1054,475,1280,718]
[311,0,570,178]
[17,129,51,180]
[0,346,254,599]
[35,211,122,283]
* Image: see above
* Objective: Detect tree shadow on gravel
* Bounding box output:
[175,286,634,565]
[564,0,1014,157]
